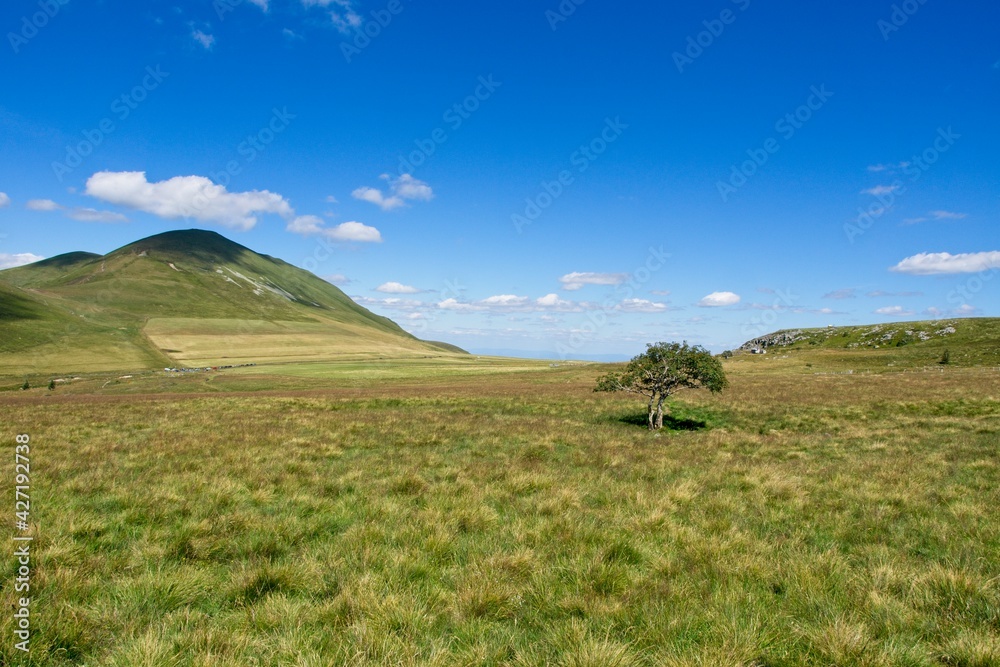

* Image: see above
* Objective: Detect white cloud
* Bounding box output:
[559,272,628,291]
[249,0,269,9]
[68,207,127,223]
[352,174,434,211]
[192,30,215,49]
[393,174,433,201]
[823,288,857,300]
[536,293,569,308]
[287,215,325,235]
[867,162,910,173]
[698,291,741,307]
[354,296,426,311]
[867,290,922,298]
[325,274,350,285]
[438,298,478,312]
[875,306,914,316]
[905,210,967,225]
[325,195,339,204]
[618,298,669,313]
[86,171,293,230]
[26,199,61,211]
[26,197,126,222]
[292,217,382,242]
[928,210,967,220]
[302,0,362,32]
[862,184,900,196]
[327,221,382,243]
[954,304,977,315]
[0,193,9,208]
[376,282,421,294]
[0,253,44,269]
[481,295,531,307]
[438,293,586,313]
[352,186,402,211]
[891,251,1000,275]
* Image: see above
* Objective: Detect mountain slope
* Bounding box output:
[0,229,463,375]
[735,318,1000,370]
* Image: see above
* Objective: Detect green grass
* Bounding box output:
[2,362,998,665]
[736,318,1000,371]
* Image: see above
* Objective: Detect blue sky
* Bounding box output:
[1,0,997,359]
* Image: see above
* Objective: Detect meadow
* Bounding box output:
[1,357,998,666]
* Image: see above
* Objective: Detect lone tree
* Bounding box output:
[595,341,728,430]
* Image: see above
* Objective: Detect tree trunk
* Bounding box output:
[654,395,665,430]
[647,394,656,430]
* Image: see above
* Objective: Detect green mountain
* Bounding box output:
[0,229,464,375]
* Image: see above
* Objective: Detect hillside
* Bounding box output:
[734,318,1000,371]
[0,229,464,375]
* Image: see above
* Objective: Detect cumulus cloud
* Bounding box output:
[0,193,10,208]
[86,171,293,230]
[376,282,421,294]
[352,174,434,211]
[536,293,571,308]
[559,272,629,291]
[875,306,914,316]
[192,30,215,49]
[0,253,44,269]
[287,215,325,235]
[698,291,741,307]
[328,221,382,242]
[289,216,382,243]
[437,298,478,312]
[891,251,1000,275]
[26,199,61,211]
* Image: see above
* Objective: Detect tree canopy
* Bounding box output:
[595,341,728,430]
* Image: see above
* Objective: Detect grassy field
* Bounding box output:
[2,358,998,666]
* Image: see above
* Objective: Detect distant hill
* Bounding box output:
[736,318,1000,369]
[0,229,465,375]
